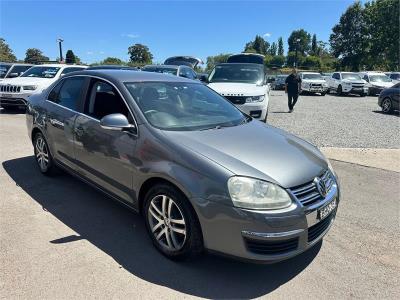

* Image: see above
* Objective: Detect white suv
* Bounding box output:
[299,72,328,95]
[359,72,394,96]
[327,72,368,96]
[0,64,87,109]
[207,53,270,122]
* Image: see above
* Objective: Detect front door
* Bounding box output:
[73,78,138,203]
[44,76,86,168]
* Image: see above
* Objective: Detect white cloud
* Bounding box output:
[99,51,105,54]
[86,51,94,55]
[263,33,272,38]
[121,33,140,39]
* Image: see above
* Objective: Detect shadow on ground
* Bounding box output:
[0,107,26,114]
[3,156,321,299]
[372,110,399,117]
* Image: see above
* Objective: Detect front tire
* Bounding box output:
[381,97,393,113]
[33,132,56,175]
[144,184,203,260]
[337,85,343,96]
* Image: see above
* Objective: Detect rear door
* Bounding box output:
[73,78,138,203]
[44,76,87,168]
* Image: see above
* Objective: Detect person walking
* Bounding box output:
[285,68,302,113]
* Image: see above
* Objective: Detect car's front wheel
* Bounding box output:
[144,184,203,260]
[381,97,393,113]
[33,132,56,175]
[337,85,343,96]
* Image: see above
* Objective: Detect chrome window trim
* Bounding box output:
[45,74,139,137]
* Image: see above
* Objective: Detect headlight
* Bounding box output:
[343,82,351,86]
[23,85,37,90]
[227,176,292,210]
[245,95,265,103]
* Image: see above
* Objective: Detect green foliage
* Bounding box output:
[311,34,318,55]
[244,35,269,55]
[330,0,398,71]
[288,29,311,55]
[24,48,49,64]
[128,43,153,66]
[100,57,124,65]
[205,53,231,72]
[65,50,76,64]
[0,38,17,62]
[286,51,304,67]
[269,42,277,56]
[277,37,284,56]
[302,55,322,69]
[268,55,286,68]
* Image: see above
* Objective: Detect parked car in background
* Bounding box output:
[299,72,328,95]
[142,64,198,80]
[0,64,87,110]
[387,72,400,84]
[321,73,333,81]
[327,72,368,96]
[26,69,340,263]
[378,82,399,114]
[359,72,394,96]
[0,62,33,81]
[208,53,270,122]
[87,65,139,71]
[272,75,287,90]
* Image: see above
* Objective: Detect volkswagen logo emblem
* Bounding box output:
[314,177,327,197]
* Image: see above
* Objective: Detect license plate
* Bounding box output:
[353,88,362,91]
[318,198,337,220]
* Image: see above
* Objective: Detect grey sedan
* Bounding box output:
[26,70,340,263]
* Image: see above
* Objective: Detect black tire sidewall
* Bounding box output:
[33,132,54,175]
[143,184,203,260]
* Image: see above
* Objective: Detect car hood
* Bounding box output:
[370,81,394,88]
[208,82,266,96]
[162,121,327,188]
[0,76,55,87]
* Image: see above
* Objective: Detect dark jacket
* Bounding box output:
[285,73,302,94]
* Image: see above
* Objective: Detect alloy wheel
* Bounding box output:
[147,195,187,251]
[35,136,49,171]
[382,98,392,113]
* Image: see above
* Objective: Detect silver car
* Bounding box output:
[26,70,340,263]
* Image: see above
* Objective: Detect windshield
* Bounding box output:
[369,75,392,83]
[209,64,264,84]
[342,73,361,80]
[0,64,12,78]
[276,75,287,82]
[303,73,323,80]
[142,67,177,76]
[390,73,400,80]
[21,66,61,78]
[125,82,247,131]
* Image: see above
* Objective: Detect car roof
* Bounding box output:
[0,62,33,66]
[87,65,138,70]
[70,69,195,83]
[143,65,179,69]
[31,64,87,68]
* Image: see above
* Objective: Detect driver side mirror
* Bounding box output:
[100,113,136,132]
[198,74,208,83]
[7,72,19,78]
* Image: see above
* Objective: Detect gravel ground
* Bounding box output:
[267,91,400,149]
[1,111,399,299]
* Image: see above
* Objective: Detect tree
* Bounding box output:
[287,51,304,68]
[311,34,318,55]
[302,56,322,70]
[277,37,284,56]
[244,35,269,55]
[288,29,311,55]
[269,42,277,56]
[65,50,76,64]
[329,2,367,71]
[24,48,49,64]
[128,44,153,66]
[0,38,17,62]
[100,57,124,65]
[269,55,286,68]
[205,53,231,72]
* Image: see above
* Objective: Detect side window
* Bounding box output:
[47,77,85,110]
[178,67,187,78]
[61,67,85,75]
[333,73,339,80]
[84,79,131,121]
[363,75,369,82]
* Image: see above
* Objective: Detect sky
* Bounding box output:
[0,0,360,64]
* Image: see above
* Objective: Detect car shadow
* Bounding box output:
[271,111,290,114]
[372,110,400,117]
[0,107,26,114]
[2,155,321,299]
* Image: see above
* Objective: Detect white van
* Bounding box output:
[207,53,270,122]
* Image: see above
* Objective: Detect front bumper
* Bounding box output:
[342,85,368,94]
[368,86,385,96]
[235,102,268,120]
[192,180,340,263]
[302,86,328,93]
[0,92,31,107]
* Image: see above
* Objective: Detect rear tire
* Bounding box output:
[337,85,343,96]
[321,92,326,96]
[143,183,203,260]
[33,132,56,176]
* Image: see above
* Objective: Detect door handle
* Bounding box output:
[75,126,84,137]
[49,118,64,128]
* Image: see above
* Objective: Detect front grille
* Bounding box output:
[307,212,334,243]
[244,237,299,255]
[224,96,246,105]
[290,169,335,207]
[0,98,26,106]
[352,83,364,88]
[310,84,322,87]
[0,85,21,93]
